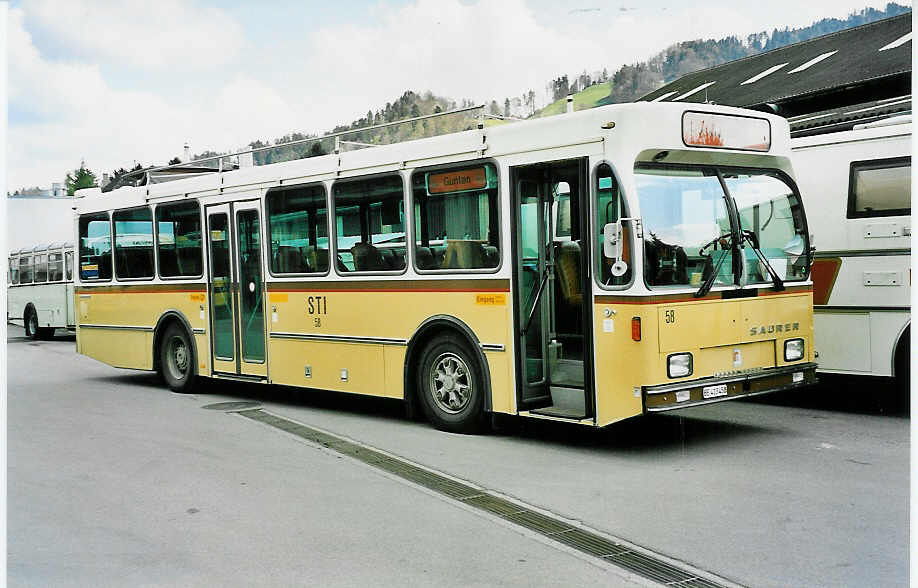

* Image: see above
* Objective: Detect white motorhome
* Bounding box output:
[791,115,910,386]
[7,242,76,338]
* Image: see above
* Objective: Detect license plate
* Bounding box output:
[702,384,728,399]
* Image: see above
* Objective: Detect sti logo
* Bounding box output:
[750,322,800,336]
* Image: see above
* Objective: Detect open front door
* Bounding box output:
[206,200,268,379]
[512,159,594,419]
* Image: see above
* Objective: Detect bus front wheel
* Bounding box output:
[417,334,485,433]
[159,323,198,393]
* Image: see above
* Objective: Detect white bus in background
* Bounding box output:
[7,242,76,339]
[791,116,911,388]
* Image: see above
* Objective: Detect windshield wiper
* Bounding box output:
[694,233,733,298]
[741,230,784,291]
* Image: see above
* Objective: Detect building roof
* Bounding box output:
[639,13,912,126]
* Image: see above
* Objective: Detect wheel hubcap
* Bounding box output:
[29,314,37,335]
[167,336,189,380]
[428,352,472,414]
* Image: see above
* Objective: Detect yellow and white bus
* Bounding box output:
[74,102,816,431]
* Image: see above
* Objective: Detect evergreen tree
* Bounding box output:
[65,162,97,196]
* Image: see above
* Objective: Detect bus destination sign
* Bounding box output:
[428,167,487,194]
[682,112,771,152]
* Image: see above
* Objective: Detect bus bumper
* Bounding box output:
[643,362,818,413]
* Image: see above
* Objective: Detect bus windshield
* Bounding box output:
[724,172,809,285]
[634,165,808,289]
[635,166,735,288]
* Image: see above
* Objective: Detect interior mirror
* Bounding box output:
[603,222,622,259]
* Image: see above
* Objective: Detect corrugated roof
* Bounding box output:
[639,13,911,112]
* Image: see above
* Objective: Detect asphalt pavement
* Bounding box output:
[7,325,909,587]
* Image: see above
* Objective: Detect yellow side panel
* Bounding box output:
[268,288,513,407]
[592,305,656,425]
[194,333,210,374]
[79,329,153,370]
[270,290,509,346]
[269,339,391,397]
[486,352,514,414]
[77,287,209,372]
[383,346,407,398]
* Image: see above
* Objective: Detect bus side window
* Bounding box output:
[595,165,632,287]
[48,252,64,281]
[19,255,33,284]
[333,175,406,273]
[8,256,17,285]
[65,251,73,281]
[267,183,328,275]
[34,253,48,282]
[848,157,911,218]
[79,213,112,281]
[412,163,500,271]
[156,201,203,278]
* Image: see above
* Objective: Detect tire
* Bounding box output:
[25,308,39,340]
[416,334,485,433]
[158,322,198,393]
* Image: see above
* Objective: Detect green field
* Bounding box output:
[533,82,612,118]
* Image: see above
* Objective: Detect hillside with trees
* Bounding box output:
[94,3,908,190]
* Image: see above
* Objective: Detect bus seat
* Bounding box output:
[646,240,688,285]
[431,246,446,267]
[443,240,483,269]
[276,245,309,273]
[556,240,582,306]
[159,251,179,276]
[314,248,329,273]
[481,245,499,268]
[415,246,435,270]
[379,248,395,268]
[352,242,385,271]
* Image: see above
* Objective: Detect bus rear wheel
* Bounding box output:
[416,334,485,433]
[25,309,40,340]
[159,323,198,393]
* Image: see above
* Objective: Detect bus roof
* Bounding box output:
[9,242,73,256]
[75,102,792,214]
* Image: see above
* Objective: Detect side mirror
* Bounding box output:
[603,222,622,259]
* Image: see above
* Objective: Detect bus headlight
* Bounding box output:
[667,353,693,378]
[784,338,805,362]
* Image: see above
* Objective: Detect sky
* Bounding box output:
[6,0,910,190]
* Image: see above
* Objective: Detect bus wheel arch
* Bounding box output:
[404,316,493,428]
[153,311,200,393]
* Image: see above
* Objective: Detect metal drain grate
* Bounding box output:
[236,408,737,588]
[201,401,262,411]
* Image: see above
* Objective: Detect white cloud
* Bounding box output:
[297,0,601,122]
[7,0,912,190]
[23,0,246,69]
[7,7,294,189]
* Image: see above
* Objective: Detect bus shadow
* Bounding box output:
[497,412,778,453]
[200,379,774,451]
[86,372,164,388]
[202,379,409,422]
[745,376,909,417]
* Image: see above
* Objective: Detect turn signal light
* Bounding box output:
[631,317,641,341]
